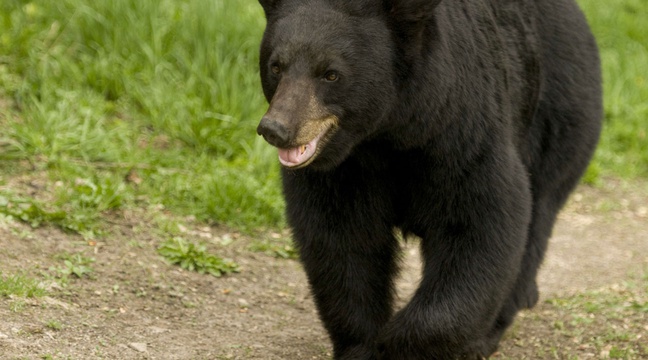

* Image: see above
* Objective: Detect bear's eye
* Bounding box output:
[271,64,281,75]
[324,71,339,82]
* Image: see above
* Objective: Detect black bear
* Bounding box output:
[255,0,602,358]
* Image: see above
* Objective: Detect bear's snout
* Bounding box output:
[257,116,291,148]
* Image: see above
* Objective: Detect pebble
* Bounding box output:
[0,332,8,339]
[43,296,71,310]
[238,298,250,308]
[128,342,148,353]
[148,326,168,334]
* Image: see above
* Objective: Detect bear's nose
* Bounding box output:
[257,117,290,147]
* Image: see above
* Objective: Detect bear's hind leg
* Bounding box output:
[483,180,591,354]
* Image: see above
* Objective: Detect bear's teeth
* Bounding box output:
[299,145,307,155]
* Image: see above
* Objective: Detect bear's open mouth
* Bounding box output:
[277,124,333,168]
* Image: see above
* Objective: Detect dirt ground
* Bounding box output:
[1,179,647,360]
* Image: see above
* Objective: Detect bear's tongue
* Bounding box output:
[278,136,319,167]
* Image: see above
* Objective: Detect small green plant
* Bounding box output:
[68,178,125,212]
[158,237,239,277]
[51,253,95,279]
[9,300,26,313]
[45,319,63,331]
[0,272,47,298]
[249,239,298,259]
[609,346,631,359]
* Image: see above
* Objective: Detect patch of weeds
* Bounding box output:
[183,301,197,308]
[50,253,95,279]
[570,314,594,325]
[152,214,184,237]
[0,272,47,298]
[45,320,62,331]
[0,193,66,228]
[68,177,125,212]
[11,227,34,239]
[135,288,147,298]
[158,237,239,277]
[0,212,13,227]
[10,300,27,312]
[631,298,648,312]
[583,300,604,313]
[128,240,144,248]
[0,191,102,238]
[552,320,565,330]
[499,272,648,358]
[249,238,298,259]
[609,345,632,359]
[53,176,130,238]
[581,162,602,185]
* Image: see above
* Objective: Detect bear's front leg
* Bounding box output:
[378,154,532,359]
[301,233,397,360]
[283,168,400,360]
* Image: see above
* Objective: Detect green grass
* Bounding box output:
[0,272,47,298]
[580,0,648,178]
[0,0,281,231]
[0,0,646,233]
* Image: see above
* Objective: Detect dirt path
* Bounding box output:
[399,181,648,302]
[1,180,647,359]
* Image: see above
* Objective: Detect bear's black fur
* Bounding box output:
[255,0,602,358]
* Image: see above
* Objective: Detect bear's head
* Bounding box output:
[256,0,441,170]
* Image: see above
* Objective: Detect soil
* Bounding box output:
[0,179,647,360]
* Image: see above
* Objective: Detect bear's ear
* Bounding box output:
[387,0,442,23]
[385,0,442,62]
[258,0,280,15]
